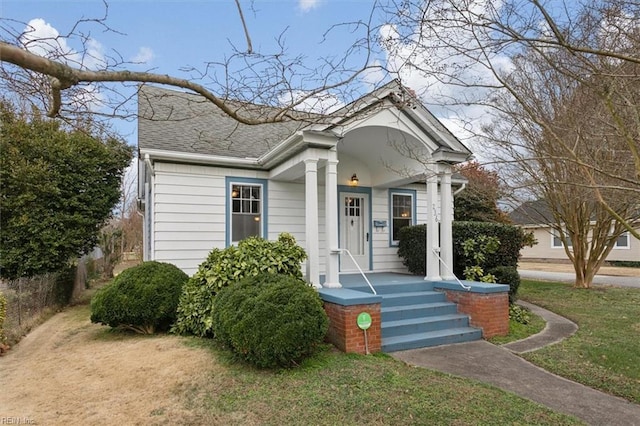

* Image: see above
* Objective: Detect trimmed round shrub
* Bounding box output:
[90,261,188,334]
[212,273,328,369]
[173,233,307,337]
[488,265,521,304]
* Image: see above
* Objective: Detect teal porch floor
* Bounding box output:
[320,272,428,291]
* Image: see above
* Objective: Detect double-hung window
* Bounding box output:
[552,228,572,248]
[227,178,267,245]
[613,231,630,249]
[390,190,415,245]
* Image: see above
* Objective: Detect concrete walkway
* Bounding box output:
[391,302,640,426]
[502,301,578,353]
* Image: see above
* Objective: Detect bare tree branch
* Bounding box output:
[234,0,253,54]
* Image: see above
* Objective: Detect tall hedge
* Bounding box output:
[173,233,307,337]
[452,222,527,277]
[0,102,132,280]
[397,225,428,275]
[398,222,528,277]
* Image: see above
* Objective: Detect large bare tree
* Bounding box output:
[485,48,638,287]
[377,0,639,287]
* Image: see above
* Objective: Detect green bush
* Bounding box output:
[0,291,7,344]
[509,304,531,325]
[609,261,640,268]
[90,261,188,334]
[173,233,307,337]
[54,265,76,305]
[462,236,500,283]
[212,273,328,369]
[488,266,521,304]
[453,222,528,277]
[397,222,528,278]
[397,225,428,275]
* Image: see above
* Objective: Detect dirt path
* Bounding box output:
[0,305,216,425]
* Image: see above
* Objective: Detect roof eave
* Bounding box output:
[432,148,472,164]
[258,130,338,169]
[140,148,261,168]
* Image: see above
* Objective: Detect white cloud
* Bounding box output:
[378,2,513,147]
[20,18,107,111]
[21,18,106,70]
[131,46,154,64]
[279,90,345,114]
[598,10,637,54]
[21,18,73,59]
[361,60,387,90]
[298,0,321,13]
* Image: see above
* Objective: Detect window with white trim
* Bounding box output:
[230,183,262,243]
[552,228,572,248]
[614,231,630,249]
[391,193,413,245]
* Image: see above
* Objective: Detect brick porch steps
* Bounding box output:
[347,280,482,352]
[382,327,482,352]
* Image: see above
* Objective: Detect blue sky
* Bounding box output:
[3,0,383,145]
[3,0,374,74]
[2,0,516,155]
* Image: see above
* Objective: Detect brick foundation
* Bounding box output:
[323,302,381,354]
[439,289,509,338]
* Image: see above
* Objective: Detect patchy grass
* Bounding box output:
[489,308,546,345]
[3,299,583,424]
[180,339,582,425]
[519,280,640,404]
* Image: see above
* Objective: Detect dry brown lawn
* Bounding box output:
[0,305,218,425]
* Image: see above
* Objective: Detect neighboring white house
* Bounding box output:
[137,81,472,287]
[510,200,640,263]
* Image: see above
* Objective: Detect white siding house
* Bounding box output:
[510,200,640,263]
[138,81,472,285]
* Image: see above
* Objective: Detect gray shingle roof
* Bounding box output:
[138,81,472,161]
[509,200,555,225]
[138,85,306,158]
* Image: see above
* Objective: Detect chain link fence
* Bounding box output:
[0,266,77,346]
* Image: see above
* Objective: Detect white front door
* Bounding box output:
[339,192,370,271]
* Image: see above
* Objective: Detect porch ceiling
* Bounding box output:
[337,125,432,188]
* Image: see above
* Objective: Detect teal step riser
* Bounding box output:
[382,316,470,338]
[349,282,435,294]
[382,330,482,352]
[381,292,447,307]
[382,304,458,321]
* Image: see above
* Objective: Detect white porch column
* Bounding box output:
[304,159,321,288]
[425,166,442,281]
[440,166,455,280]
[324,149,342,288]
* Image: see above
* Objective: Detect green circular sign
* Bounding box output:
[357,312,372,330]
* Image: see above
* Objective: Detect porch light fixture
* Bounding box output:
[350,173,359,186]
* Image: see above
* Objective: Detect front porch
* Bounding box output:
[318,272,509,354]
